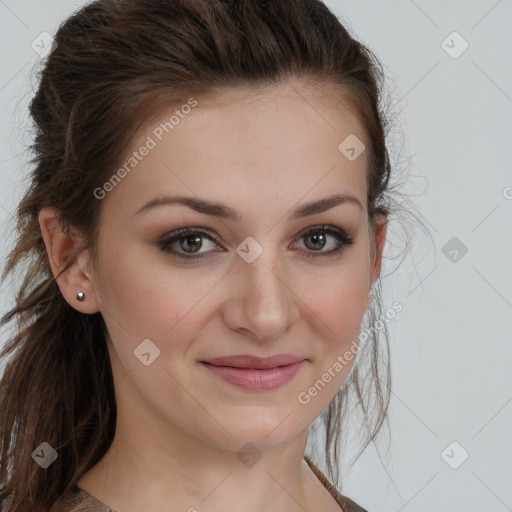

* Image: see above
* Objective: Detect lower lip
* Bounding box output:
[200,360,305,390]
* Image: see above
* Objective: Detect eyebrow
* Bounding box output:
[134,192,364,221]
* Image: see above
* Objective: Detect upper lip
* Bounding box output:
[200,354,306,370]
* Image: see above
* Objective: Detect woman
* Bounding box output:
[0,0,406,510]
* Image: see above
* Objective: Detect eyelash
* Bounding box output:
[158,225,355,260]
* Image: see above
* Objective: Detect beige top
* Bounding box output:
[3,457,369,511]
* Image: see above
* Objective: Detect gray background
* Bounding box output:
[0,1,511,511]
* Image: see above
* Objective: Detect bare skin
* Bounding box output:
[40,80,386,512]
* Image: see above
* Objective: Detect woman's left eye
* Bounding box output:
[158,225,355,260]
[293,225,355,258]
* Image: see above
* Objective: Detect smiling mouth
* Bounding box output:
[199,360,305,390]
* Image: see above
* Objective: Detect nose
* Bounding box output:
[222,249,300,343]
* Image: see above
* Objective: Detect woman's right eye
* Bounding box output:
[158,227,223,259]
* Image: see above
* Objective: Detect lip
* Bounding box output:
[201,354,306,369]
[199,354,307,390]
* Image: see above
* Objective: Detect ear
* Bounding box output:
[370,215,388,283]
[367,215,388,307]
[39,206,100,314]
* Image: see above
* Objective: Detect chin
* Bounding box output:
[208,431,297,454]
[203,413,308,452]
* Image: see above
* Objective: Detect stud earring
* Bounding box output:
[76,291,85,301]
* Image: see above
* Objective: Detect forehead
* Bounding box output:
[103,82,368,214]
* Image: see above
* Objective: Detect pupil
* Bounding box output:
[182,235,202,252]
[307,232,325,250]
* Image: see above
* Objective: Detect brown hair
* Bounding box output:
[0,0,423,510]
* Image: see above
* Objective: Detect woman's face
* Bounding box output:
[87,82,385,453]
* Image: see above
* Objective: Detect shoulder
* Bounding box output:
[1,486,117,512]
[0,487,93,512]
[53,485,117,512]
[303,455,371,512]
[339,495,371,512]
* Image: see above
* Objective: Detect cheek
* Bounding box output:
[94,236,221,358]
[298,264,369,404]
[305,259,369,339]
[93,235,186,341]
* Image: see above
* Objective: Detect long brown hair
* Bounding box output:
[0,0,423,509]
